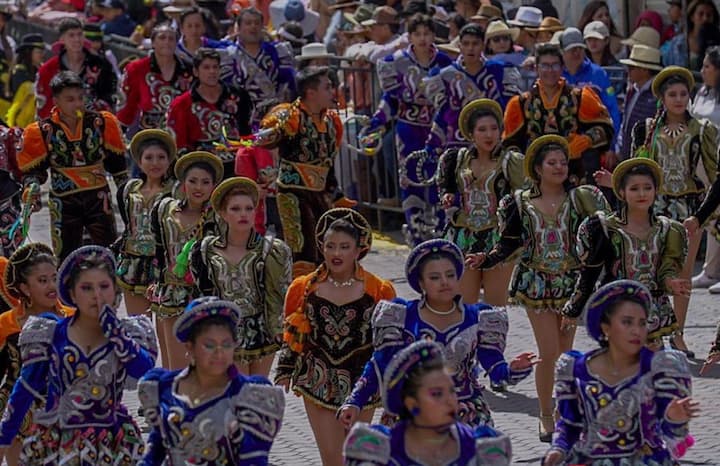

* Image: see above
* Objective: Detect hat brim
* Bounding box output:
[563,43,588,51]
[4,243,55,302]
[58,246,117,307]
[536,25,565,33]
[583,32,607,40]
[619,57,662,71]
[315,207,372,260]
[437,43,460,55]
[652,66,695,99]
[584,280,652,343]
[174,151,224,181]
[458,98,503,142]
[524,135,569,180]
[405,239,464,294]
[611,158,663,198]
[328,1,359,11]
[210,176,259,213]
[297,53,337,60]
[0,258,18,308]
[130,129,177,164]
[163,5,186,13]
[383,340,445,416]
[486,28,520,42]
[174,297,241,343]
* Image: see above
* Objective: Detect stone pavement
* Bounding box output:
[17,198,720,465]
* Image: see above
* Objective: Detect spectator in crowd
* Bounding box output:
[6,34,45,128]
[447,12,467,43]
[83,23,120,78]
[278,20,306,56]
[584,20,618,66]
[662,0,719,71]
[95,0,137,37]
[454,0,480,20]
[534,16,565,44]
[621,26,661,50]
[176,7,207,63]
[508,6,542,55]
[270,0,320,43]
[577,1,624,58]
[322,1,356,53]
[469,4,502,30]
[634,9,664,40]
[348,6,406,63]
[530,0,559,19]
[663,0,683,44]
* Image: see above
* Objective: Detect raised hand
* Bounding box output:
[509,352,540,371]
[593,168,613,188]
[665,397,700,423]
[683,216,700,237]
[99,304,119,338]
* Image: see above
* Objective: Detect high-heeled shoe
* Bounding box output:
[538,414,555,443]
[670,332,695,359]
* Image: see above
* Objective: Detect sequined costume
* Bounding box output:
[138,367,284,465]
[437,146,525,255]
[0,311,158,464]
[344,299,531,426]
[190,232,292,362]
[552,348,692,465]
[344,421,512,465]
[503,78,614,185]
[0,126,24,258]
[16,109,128,261]
[275,267,396,410]
[166,82,253,179]
[481,186,610,310]
[564,212,688,340]
[259,99,343,273]
[116,179,173,295]
[116,53,193,130]
[630,117,718,220]
[365,46,452,245]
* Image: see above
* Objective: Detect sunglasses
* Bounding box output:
[489,35,511,43]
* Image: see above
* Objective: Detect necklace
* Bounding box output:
[328,276,355,287]
[425,301,457,316]
[663,123,686,139]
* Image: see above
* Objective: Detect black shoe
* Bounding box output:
[538,415,554,443]
[670,335,695,359]
[490,381,507,393]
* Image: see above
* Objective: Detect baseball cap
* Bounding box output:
[583,20,609,40]
[559,27,587,51]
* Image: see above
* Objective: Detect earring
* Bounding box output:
[410,407,420,417]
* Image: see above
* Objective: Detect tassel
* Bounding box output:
[173,239,197,281]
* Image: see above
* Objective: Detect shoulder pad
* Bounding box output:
[343,422,391,464]
[555,351,581,381]
[651,349,690,378]
[376,58,399,92]
[371,299,407,328]
[19,315,57,347]
[122,178,143,198]
[233,382,285,442]
[120,315,159,357]
[476,306,509,335]
[571,184,607,216]
[274,41,292,58]
[474,432,512,466]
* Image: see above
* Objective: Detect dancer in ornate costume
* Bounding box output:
[258,66,344,277]
[503,43,614,185]
[360,14,452,246]
[0,124,24,260]
[466,135,610,442]
[437,98,524,305]
[138,297,285,465]
[191,177,292,376]
[344,341,513,466]
[565,159,688,346]
[276,208,395,466]
[543,280,698,466]
[151,151,222,369]
[18,71,127,261]
[167,48,253,180]
[116,23,193,132]
[0,244,73,466]
[340,239,535,431]
[115,130,175,316]
[0,246,158,465]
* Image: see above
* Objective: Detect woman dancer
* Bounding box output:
[116,129,174,316]
[544,280,698,465]
[565,159,688,347]
[437,98,524,304]
[344,340,512,466]
[0,245,157,464]
[340,238,536,430]
[139,297,285,465]
[151,151,222,369]
[466,135,610,441]
[191,177,292,376]
[0,244,73,466]
[275,208,395,466]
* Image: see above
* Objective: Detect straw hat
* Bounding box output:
[297,42,336,61]
[524,135,569,180]
[619,44,663,71]
[507,6,542,28]
[652,66,695,99]
[621,26,661,49]
[535,16,564,33]
[471,4,502,21]
[484,20,520,42]
[611,158,663,198]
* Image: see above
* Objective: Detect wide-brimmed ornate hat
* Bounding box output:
[58,245,116,307]
[619,44,663,71]
[315,208,372,260]
[652,66,695,99]
[4,243,55,302]
[129,129,177,164]
[405,239,463,294]
[458,98,503,142]
[621,26,660,49]
[174,296,241,343]
[210,176,259,212]
[174,151,223,181]
[611,158,663,199]
[484,20,519,42]
[584,280,652,343]
[383,340,445,417]
[524,134,569,181]
[535,16,564,33]
[270,0,320,36]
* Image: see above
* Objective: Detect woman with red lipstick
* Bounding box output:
[565,159,688,348]
[544,280,698,466]
[190,177,292,377]
[437,98,524,305]
[276,208,395,466]
[150,152,222,369]
[0,244,73,466]
[115,129,175,317]
[465,135,610,442]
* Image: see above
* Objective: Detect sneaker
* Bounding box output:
[709,281,720,294]
[692,272,719,289]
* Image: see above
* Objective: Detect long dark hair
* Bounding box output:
[686,0,720,36]
[578,1,620,38]
[703,45,720,102]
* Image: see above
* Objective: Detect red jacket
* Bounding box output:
[235,146,276,235]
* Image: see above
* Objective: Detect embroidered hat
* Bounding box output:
[619,44,663,71]
[405,239,463,294]
[174,296,241,343]
[584,279,652,343]
[57,246,116,307]
[523,134,569,181]
[382,340,446,417]
[129,129,177,165]
[315,208,372,260]
[210,176,259,212]
[652,66,695,99]
[4,243,55,302]
[174,151,224,181]
[611,158,663,199]
[458,98,503,142]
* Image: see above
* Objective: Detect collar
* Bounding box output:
[190,81,231,103]
[299,100,329,132]
[407,44,437,66]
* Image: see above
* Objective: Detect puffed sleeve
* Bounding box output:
[258,103,300,148]
[114,315,159,384]
[650,350,692,447]
[100,111,129,186]
[658,218,688,294]
[274,276,308,384]
[116,62,140,127]
[473,425,513,466]
[436,148,459,199]
[501,94,526,152]
[189,236,214,297]
[0,316,56,446]
[473,306,531,386]
[577,86,614,152]
[16,122,49,187]
[501,150,526,191]
[150,198,168,279]
[343,423,391,466]
[264,239,293,339]
[138,368,169,466]
[482,193,524,269]
[571,184,611,218]
[551,351,584,456]
[699,119,718,186]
